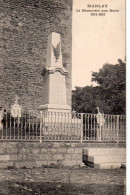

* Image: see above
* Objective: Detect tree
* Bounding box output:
[72,86,97,113]
[72,59,126,115]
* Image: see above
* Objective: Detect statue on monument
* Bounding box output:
[11,95,22,118]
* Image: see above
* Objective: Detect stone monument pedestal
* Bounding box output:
[39,32,71,113]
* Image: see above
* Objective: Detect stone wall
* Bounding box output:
[0,0,72,110]
[0,142,83,168]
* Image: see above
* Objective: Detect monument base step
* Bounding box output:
[83,147,126,169]
[94,163,126,169]
[38,104,71,113]
[88,155,125,164]
[83,148,126,156]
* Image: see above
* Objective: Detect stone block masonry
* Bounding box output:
[0,0,72,110]
[0,142,83,168]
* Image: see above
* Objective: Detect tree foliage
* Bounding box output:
[72,59,126,115]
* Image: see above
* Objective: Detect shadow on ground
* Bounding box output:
[0,181,125,195]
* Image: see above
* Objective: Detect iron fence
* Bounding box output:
[82,113,126,142]
[0,110,40,141]
[0,110,126,142]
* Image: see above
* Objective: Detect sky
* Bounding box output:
[72,0,125,89]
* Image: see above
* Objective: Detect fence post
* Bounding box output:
[116,115,119,144]
[98,113,104,142]
[80,113,83,143]
[96,114,101,142]
[40,111,43,143]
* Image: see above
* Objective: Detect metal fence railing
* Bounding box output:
[0,110,40,141]
[0,110,126,143]
[82,113,126,142]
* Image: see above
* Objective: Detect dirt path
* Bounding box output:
[0,166,126,195]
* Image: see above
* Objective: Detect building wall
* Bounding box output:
[0,0,72,110]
